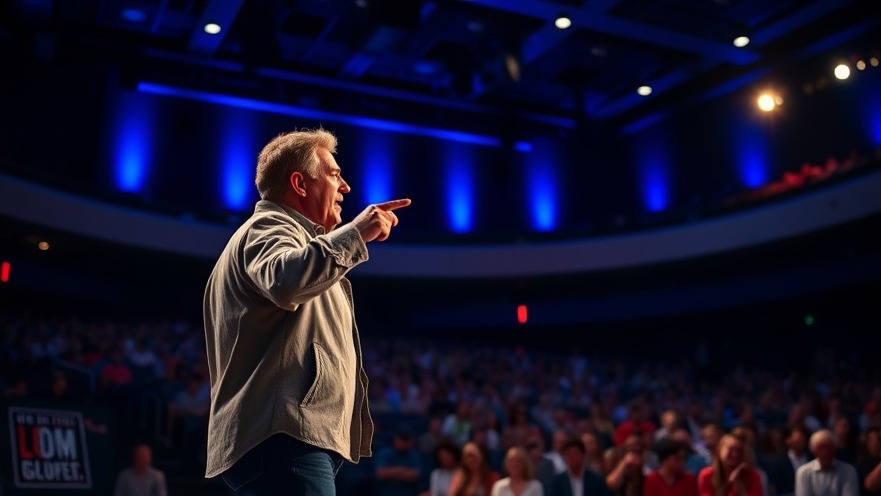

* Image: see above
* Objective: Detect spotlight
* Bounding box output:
[856,60,866,71]
[834,64,850,80]
[870,57,879,67]
[757,94,776,112]
[37,241,50,251]
[554,15,572,29]
[732,36,750,48]
[637,85,652,96]
[204,23,222,34]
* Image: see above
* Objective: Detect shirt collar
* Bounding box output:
[256,200,326,236]
[809,459,837,472]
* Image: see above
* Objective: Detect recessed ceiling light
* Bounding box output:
[834,64,850,80]
[757,94,776,112]
[732,36,750,48]
[554,16,572,30]
[637,85,652,96]
[37,241,50,251]
[204,23,222,35]
[856,60,866,71]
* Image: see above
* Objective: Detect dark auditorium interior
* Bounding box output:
[2,0,881,495]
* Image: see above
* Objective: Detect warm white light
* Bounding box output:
[834,64,850,80]
[554,16,572,29]
[732,36,750,48]
[856,60,867,71]
[757,94,776,112]
[204,23,222,35]
[871,57,880,67]
[637,85,652,96]
[37,241,50,251]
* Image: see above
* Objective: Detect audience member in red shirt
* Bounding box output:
[615,403,657,447]
[644,438,697,496]
[697,434,762,496]
[100,350,133,388]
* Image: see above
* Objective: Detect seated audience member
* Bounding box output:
[375,425,424,496]
[113,444,167,496]
[582,432,608,475]
[671,428,710,475]
[549,438,610,496]
[656,411,685,441]
[767,426,811,496]
[644,438,697,496]
[101,349,133,390]
[616,404,657,447]
[731,426,771,496]
[547,429,571,473]
[699,424,724,464]
[606,435,647,496]
[444,402,474,447]
[859,428,881,496]
[794,429,859,496]
[491,446,544,496]
[46,369,74,401]
[697,434,763,496]
[835,417,859,465]
[528,434,559,493]
[450,441,500,496]
[426,441,461,496]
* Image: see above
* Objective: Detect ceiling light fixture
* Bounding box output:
[204,23,222,35]
[856,60,866,71]
[732,36,750,48]
[834,64,850,80]
[637,85,652,96]
[554,15,572,30]
[757,94,776,112]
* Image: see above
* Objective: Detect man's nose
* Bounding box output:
[339,177,351,193]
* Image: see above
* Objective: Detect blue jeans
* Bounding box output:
[220,434,345,496]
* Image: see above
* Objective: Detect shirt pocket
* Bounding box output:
[300,342,328,408]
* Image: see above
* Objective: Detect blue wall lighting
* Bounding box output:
[525,138,559,232]
[359,129,393,206]
[634,132,671,213]
[113,92,153,193]
[445,143,475,233]
[220,109,256,211]
[735,122,769,188]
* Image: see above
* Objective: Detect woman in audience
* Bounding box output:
[450,441,501,496]
[427,441,462,496]
[491,446,543,496]
[605,434,646,496]
[697,434,762,496]
[581,431,607,475]
[858,427,881,496]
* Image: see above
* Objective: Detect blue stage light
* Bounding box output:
[360,130,393,206]
[445,144,475,233]
[525,139,559,232]
[220,110,255,211]
[736,125,769,188]
[113,92,153,193]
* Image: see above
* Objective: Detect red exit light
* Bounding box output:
[517,304,528,324]
[1,261,10,283]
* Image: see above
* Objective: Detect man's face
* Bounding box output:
[563,446,585,473]
[301,148,350,231]
[788,430,806,453]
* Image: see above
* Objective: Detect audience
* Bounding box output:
[794,429,859,496]
[113,444,167,496]
[548,438,610,496]
[2,310,881,496]
[449,441,500,496]
[644,438,697,496]
[491,446,544,496]
[697,434,762,496]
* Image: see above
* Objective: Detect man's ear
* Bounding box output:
[289,171,307,197]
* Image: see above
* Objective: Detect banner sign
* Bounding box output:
[8,407,92,489]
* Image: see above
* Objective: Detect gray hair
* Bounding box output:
[809,429,836,451]
[255,128,338,201]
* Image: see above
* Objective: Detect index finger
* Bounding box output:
[375,198,412,211]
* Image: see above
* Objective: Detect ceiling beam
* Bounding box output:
[187,0,244,56]
[462,0,760,65]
